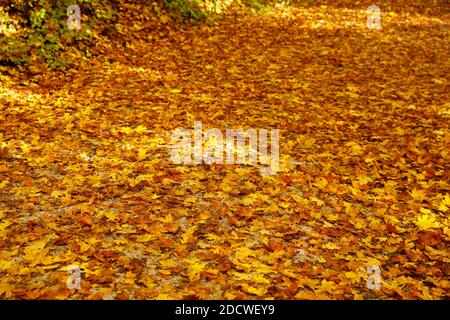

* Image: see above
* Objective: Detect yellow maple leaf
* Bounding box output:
[0,280,14,299]
[0,260,12,272]
[136,234,154,242]
[410,188,427,201]
[344,271,359,280]
[415,213,441,231]
[242,194,257,206]
[23,236,53,262]
[205,233,220,241]
[345,141,363,155]
[137,148,148,161]
[438,202,448,212]
[183,229,198,246]
[443,194,450,206]
[241,283,267,296]
[292,194,306,204]
[279,202,290,209]
[105,211,119,221]
[79,152,90,161]
[323,242,340,250]
[233,272,270,284]
[326,213,339,221]
[0,180,8,189]
[185,258,206,281]
[140,274,154,288]
[120,126,133,134]
[123,272,136,284]
[318,279,336,294]
[295,290,329,300]
[438,194,450,212]
[0,221,12,237]
[155,293,174,300]
[135,125,147,133]
[20,142,30,154]
[160,14,169,24]
[226,66,240,74]
[160,214,174,223]
[159,259,177,269]
[313,177,328,190]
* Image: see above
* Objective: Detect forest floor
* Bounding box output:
[0,2,449,299]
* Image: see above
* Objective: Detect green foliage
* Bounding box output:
[162,0,210,21]
[161,0,236,21]
[0,0,306,69]
[0,0,116,69]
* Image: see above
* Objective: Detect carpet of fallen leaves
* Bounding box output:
[0,1,449,299]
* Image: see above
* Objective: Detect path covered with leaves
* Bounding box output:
[0,2,449,299]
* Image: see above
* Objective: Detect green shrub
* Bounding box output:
[0,0,116,69]
[163,0,210,21]
[162,0,237,21]
[0,0,296,69]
